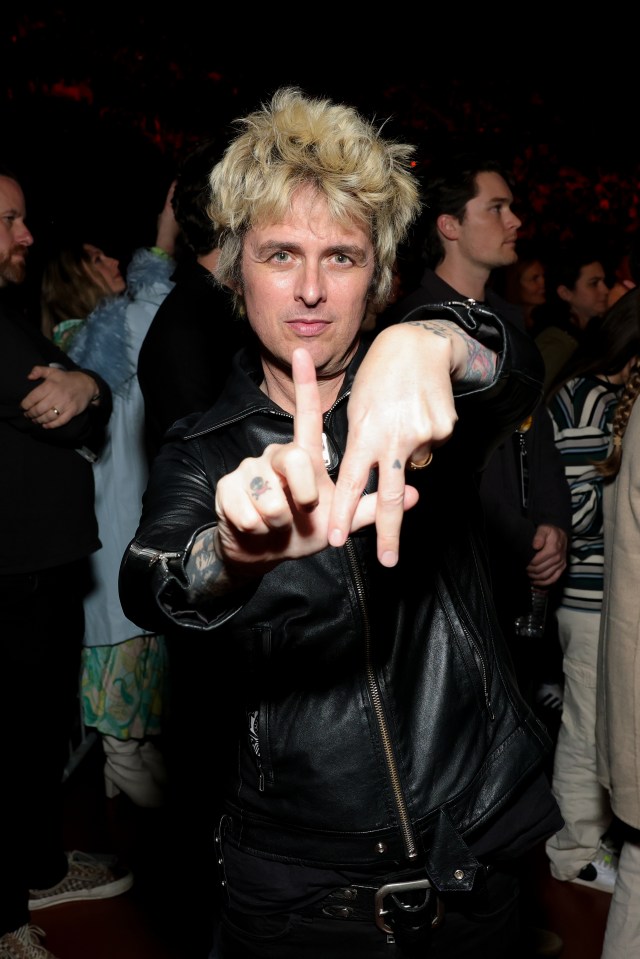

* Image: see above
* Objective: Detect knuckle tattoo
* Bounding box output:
[250,476,272,500]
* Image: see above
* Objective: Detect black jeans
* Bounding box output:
[0,561,89,935]
[216,866,521,959]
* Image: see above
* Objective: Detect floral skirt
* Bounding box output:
[81,634,168,740]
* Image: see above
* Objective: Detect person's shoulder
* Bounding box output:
[380,269,450,326]
[1,299,35,334]
[159,263,232,313]
[535,314,577,342]
[140,282,201,347]
[547,377,587,423]
[485,289,525,331]
[2,301,61,356]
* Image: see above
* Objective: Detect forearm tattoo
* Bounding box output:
[185,527,228,603]
[406,319,496,386]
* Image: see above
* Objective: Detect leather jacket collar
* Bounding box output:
[180,340,368,439]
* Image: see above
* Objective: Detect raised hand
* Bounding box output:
[328,323,456,567]
[328,321,497,567]
[155,179,179,256]
[213,348,399,577]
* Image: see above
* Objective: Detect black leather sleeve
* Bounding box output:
[401,300,544,470]
[118,426,256,633]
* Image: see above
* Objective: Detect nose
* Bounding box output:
[295,260,326,307]
[16,221,34,247]
[507,209,522,231]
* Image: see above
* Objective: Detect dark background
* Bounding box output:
[2,12,637,304]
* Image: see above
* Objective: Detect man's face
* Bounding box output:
[0,176,33,287]
[239,185,374,381]
[559,261,609,329]
[447,171,522,271]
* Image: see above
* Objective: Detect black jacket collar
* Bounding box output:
[180,340,368,439]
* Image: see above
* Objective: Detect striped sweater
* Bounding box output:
[548,374,621,612]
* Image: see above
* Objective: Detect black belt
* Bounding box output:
[299,876,445,937]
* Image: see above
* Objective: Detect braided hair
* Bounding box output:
[597,363,640,480]
[595,287,640,479]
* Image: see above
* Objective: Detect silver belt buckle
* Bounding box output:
[374,877,444,935]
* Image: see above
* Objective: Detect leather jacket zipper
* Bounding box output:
[344,537,418,860]
[439,571,495,720]
[461,624,494,720]
[127,542,183,574]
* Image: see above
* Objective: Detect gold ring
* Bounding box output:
[51,407,60,416]
[408,451,433,470]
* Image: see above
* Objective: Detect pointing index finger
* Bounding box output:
[292,348,324,466]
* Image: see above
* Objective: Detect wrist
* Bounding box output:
[149,245,172,260]
[83,373,102,404]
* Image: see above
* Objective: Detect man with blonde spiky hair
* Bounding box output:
[120,88,561,957]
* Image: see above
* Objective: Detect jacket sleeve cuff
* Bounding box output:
[123,524,259,632]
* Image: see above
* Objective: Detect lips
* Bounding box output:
[286,320,330,336]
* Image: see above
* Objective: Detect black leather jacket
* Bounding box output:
[120,302,557,892]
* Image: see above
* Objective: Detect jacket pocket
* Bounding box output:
[437,570,495,720]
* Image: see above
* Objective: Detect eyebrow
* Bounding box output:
[255,239,369,263]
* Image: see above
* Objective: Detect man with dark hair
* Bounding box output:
[420,156,513,270]
[385,153,571,955]
[137,137,250,464]
[387,153,571,700]
[0,167,131,959]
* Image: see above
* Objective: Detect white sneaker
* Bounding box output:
[0,923,57,958]
[571,844,618,893]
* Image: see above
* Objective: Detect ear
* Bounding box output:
[436,214,460,241]
[557,284,572,304]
